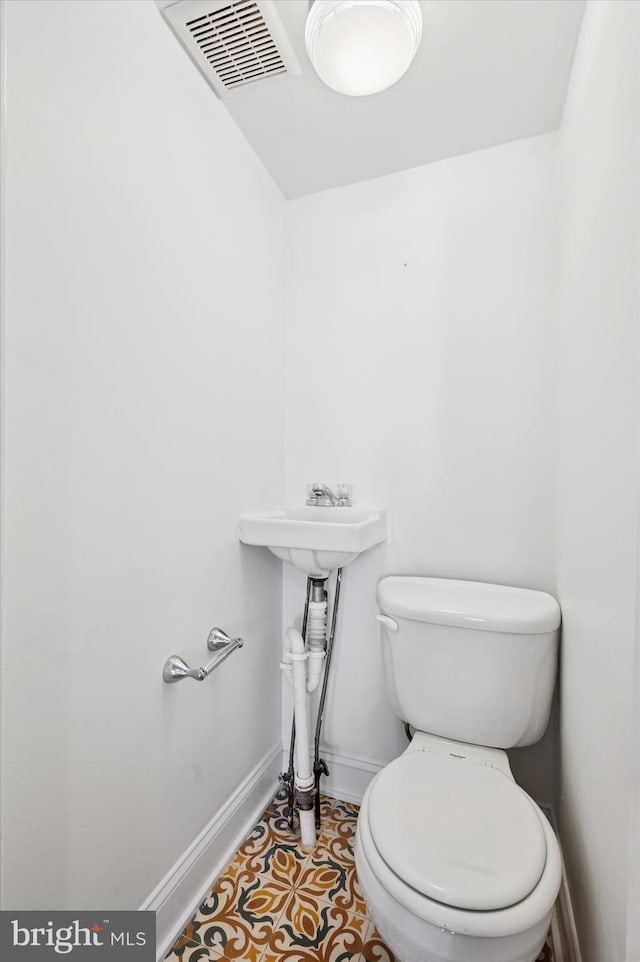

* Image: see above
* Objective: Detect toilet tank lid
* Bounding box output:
[376,577,561,634]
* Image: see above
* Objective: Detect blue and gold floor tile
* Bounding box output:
[165,789,555,962]
[302,838,367,917]
[263,901,368,962]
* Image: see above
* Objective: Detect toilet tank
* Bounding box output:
[376,577,561,749]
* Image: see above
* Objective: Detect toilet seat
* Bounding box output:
[367,750,547,911]
[357,746,563,940]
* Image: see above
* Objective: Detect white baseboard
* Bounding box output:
[553,858,583,962]
[318,747,384,804]
[540,806,582,962]
[141,744,281,961]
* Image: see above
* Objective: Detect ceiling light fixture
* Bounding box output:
[305,0,423,97]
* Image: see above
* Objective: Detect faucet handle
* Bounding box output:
[334,483,352,505]
[306,482,325,505]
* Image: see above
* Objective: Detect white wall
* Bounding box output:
[1,0,284,913]
[555,3,640,961]
[283,133,559,804]
[4,5,639,959]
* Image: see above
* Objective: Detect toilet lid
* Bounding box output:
[368,751,547,912]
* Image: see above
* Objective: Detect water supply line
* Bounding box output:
[313,567,342,829]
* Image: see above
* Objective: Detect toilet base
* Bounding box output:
[355,823,552,962]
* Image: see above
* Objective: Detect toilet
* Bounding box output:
[355,576,563,962]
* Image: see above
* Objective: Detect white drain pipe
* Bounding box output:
[281,615,326,849]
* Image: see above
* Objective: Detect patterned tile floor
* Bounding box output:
[165,788,555,962]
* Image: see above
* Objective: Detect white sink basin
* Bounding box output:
[238,505,386,577]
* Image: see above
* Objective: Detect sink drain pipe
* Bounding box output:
[281,624,324,849]
[281,570,343,846]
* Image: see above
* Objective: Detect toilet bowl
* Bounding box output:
[355,732,561,962]
[357,577,563,962]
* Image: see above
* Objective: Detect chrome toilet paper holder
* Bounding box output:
[162,627,244,683]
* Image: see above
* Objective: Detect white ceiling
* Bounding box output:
[160,0,586,199]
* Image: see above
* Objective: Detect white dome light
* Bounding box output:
[305,0,423,97]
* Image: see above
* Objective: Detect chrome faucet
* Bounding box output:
[306,483,352,507]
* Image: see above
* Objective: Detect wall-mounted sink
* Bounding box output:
[238,505,386,578]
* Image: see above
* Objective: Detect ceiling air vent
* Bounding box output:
[159,0,301,98]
